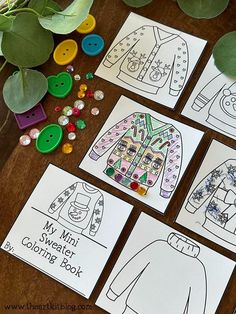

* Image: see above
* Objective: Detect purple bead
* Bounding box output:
[115,174,123,182]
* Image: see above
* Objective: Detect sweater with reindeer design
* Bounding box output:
[103,25,188,96]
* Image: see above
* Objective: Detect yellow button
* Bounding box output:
[76,14,96,34]
[53,39,78,65]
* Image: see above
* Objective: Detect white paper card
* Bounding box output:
[177,140,236,253]
[96,212,235,314]
[95,12,207,109]
[182,55,236,140]
[1,164,133,298]
[79,95,204,213]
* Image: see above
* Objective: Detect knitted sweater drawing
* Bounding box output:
[106,233,207,314]
[103,25,189,96]
[186,159,236,245]
[48,182,104,236]
[89,112,182,198]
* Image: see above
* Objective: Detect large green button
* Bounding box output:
[36,124,63,153]
[47,72,73,98]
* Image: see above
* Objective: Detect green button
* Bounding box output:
[106,167,115,176]
[36,124,63,153]
[47,72,73,98]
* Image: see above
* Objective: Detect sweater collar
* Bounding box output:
[167,233,200,258]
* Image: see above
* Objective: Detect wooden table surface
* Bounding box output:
[0,0,235,313]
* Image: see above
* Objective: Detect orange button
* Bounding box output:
[76,14,96,34]
[53,39,78,65]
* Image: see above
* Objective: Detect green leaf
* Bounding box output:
[0,14,14,31]
[2,12,54,67]
[28,0,61,16]
[3,68,48,113]
[213,31,236,77]
[38,0,93,35]
[0,31,3,55]
[122,0,153,8]
[177,0,230,19]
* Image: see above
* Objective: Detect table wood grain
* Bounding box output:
[0,0,235,313]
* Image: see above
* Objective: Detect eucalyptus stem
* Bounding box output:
[0,59,7,72]
[4,7,41,16]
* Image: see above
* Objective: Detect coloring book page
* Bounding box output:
[79,95,204,214]
[95,12,207,109]
[96,212,235,314]
[176,140,236,253]
[182,55,236,140]
[1,164,133,298]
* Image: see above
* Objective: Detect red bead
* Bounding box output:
[86,90,94,98]
[72,107,81,117]
[54,106,62,112]
[66,122,76,132]
[130,182,139,191]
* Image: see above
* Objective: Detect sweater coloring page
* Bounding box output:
[1,164,133,298]
[96,213,235,314]
[177,140,236,253]
[79,95,204,213]
[95,12,207,109]
[182,55,236,140]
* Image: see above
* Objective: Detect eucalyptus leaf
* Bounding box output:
[39,0,93,34]
[177,0,230,19]
[213,31,236,77]
[3,68,48,113]
[122,0,153,8]
[0,31,3,55]
[28,0,61,16]
[2,12,54,67]
[0,14,14,31]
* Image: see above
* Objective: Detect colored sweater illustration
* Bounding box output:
[103,25,188,96]
[89,112,182,198]
[186,159,236,245]
[106,233,207,314]
[48,182,104,236]
[192,73,236,137]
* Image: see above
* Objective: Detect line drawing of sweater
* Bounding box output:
[89,112,182,198]
[186,159,236,246]
[48,181,104,236]
[106,232,207,314]
[191,73,236,137]
[103,25,189,96]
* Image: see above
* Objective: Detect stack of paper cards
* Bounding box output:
[95,12,207,108]
[79,95,204,213]
[1,164,133,298]
[96,213,235,314]
[177,140,236,253]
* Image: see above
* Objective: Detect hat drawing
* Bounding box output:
[70,193,91,211]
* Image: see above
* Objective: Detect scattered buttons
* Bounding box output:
[58,115,69,126]
[48,72,73,98]
[80,83,88,91]
[76,119,86,129]
[106,167,115,176]
[62,106,73,116]
[72,107,81,117]
[29,128,40,139]
[19,134,31,146]
[53,39,78,65]
[54,106,62,112]
[76,14,96,34]
[74,74,81,81]
[130,182,139,191]
[86,72,94,80]
[66,122,76,132]
[14,103,47,130]
[62,143,73,154]
[74,100,85,110]
[81,34,105,56]
[91,107,100,116]
[36,124,63,153]
[78,91,85,98]
[68,132,76,140]
[94,90,104,101]
[66,65,74,73]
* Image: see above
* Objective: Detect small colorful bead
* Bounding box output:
[76,119,86,130]
[115,174,123,182]
[91,107,100,116]
[78,90,85,98]
[62,106,73,116]
[74,100,85,110]
[68,132,76,140]
[94,90,104,101]
[86,72,94,80]
[79,83,87,92]
[58,115,69,126]
[62,143,73,154]
[130,182,139,191]
[29,128,40,139]
[66,122,76,132]
[106,167,115,176]
[19,134,31,146]
[74,74,81,81]
[137,186,147,196]
[54,106,62,112]
[72,107,81,117]
[66,65,74,73]
[86,90,94,98]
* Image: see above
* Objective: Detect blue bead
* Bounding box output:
[81,34,105,56]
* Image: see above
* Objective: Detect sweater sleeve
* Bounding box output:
[89,113,136,161]
[103,26,148,68]
[169,37,188,96]
[106,241,155,300]
[185,161,228,213]
[160,129,182,198]
[48,183,77,214]
[192,73,225,111]
[89,193,104,237]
